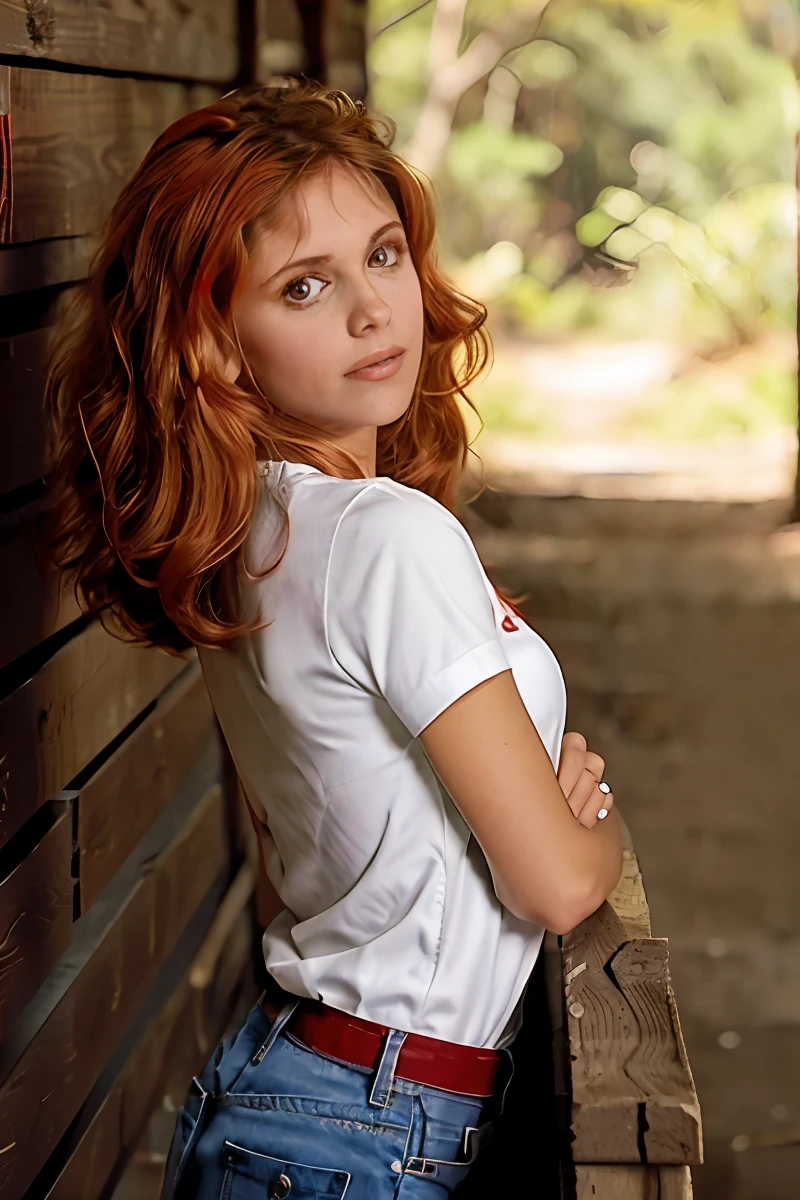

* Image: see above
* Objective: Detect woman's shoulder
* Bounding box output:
[333,477,470,551]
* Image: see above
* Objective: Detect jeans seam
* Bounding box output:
[219,1094,408,1133]
[283,1031,373,1076]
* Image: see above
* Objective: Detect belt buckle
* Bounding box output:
[403,1124,488,1177]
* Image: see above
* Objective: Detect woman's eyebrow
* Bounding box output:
[262,220,405,286]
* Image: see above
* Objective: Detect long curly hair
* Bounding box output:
[44,79,519,657]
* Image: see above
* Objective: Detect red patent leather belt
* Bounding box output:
[259,993,505,1098]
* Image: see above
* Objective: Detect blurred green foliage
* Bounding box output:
[367,0,800,441]
[618,358,797,440]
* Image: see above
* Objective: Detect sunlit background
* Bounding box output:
[368,0,798,501]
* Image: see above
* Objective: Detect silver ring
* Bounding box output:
[598,781,612,795]
[597,807,609,820]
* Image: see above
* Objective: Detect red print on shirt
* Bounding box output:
[491,583,530,632]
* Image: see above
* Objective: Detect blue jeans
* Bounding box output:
[160,998,515,1199]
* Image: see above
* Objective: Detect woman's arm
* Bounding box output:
[419,668,623,934]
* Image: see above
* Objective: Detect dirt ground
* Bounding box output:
[463,466,800,1200]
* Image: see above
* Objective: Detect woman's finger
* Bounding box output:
[564,766,597,819]
[557,731,587,797]
[583,750,605,783]
[576,784,615,828]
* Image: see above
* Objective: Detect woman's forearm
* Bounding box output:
[568,804,624,923]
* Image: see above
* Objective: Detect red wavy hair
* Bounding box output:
[44,78,526,656]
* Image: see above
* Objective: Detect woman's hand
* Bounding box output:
[557,731,615,828]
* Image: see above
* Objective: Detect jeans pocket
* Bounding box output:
[220,1139,351,1199]
[159,1076,214,1200]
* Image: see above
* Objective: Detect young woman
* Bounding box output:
[45,80,622,1200]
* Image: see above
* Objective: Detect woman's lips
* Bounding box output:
[345,350,406,381]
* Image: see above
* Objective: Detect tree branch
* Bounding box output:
[398,0,555,179]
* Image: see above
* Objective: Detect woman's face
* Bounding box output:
[231,160,424,471]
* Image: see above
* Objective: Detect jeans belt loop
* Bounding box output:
[367,1028,408,1108]
[249,999,301,1067]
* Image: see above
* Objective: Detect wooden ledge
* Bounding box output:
[560,815,703,1168]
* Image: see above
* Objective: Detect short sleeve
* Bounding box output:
[324,487,512,738]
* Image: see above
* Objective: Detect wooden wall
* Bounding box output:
[0,2,367,1197]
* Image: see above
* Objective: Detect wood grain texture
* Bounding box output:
[0,496,82,672]
[0,780,229,1200]
[608,815,651,940]
[76,663,217,912]
[575,1164,694,1199]
[0,236,98,295]
[44,1085,124,1200]
[0,0,237,81]
[0,619,189,846]
[562,818,702,1166]
[0,803,73,1041]
[6,68,220,244]
[44,911,254,1200]
[0,328,51,496]
[189,858,255,990]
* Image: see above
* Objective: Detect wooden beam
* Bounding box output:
[0,0,238,82]
[294,0,327,86]
[76,663,217,913]
[0,779,230,1200]
[0,327,52,496]
[575,1164,694,1199]
[0,620,189,845]
[44,910,255,1200]
[561,814,702,1166]
[0,237,98,296]
[607,814,651,940]
[189,858,256,991]
[0,802,73,1041]
[0,496,82,672]
[6,68,220,245]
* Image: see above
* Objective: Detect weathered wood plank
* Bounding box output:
[575,1164,694,1199]
[0,619,189,846]
[0,779,229,1200]
[608,814,651,940]
[0,0,238,81]
[0,237,98,296]
[0,803,73,1040]
[76,663,217,912]
[0,327,51,496]
[562,819,703,1166]
[189,859,256,991]
[0,496,82,671]
[0,284,86,496]
[44,909,255,1200]
[7,69,220,244]
[44,1085,124,1200]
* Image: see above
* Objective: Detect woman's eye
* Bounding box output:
[369,241,403,268]
[281,241,405,307]
[283,276,325,305]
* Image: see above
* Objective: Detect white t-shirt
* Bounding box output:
[197,458,567,1049]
